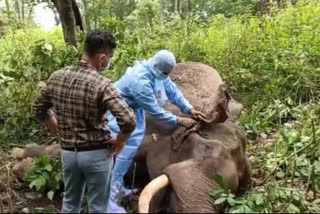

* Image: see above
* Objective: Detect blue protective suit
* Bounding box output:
[107,50,193,213]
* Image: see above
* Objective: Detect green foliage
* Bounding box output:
[98,0,320,111]
[24,155,63,201]
[1,1,320,212]
[240,104,320,213]
[213,173,224,187]
[33,207,55,213]
[0,28,79,148]
[239,99,294,139]
[195,0,259,17]
[211,182,319,213]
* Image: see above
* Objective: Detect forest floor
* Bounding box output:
[0,148,140,213]
[0,130,318,213]
[0,150,62,213]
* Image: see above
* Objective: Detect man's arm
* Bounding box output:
[33,84,58,134]
[132,80,178,125]
[164,78,207,120]
[102,82,136,152]
[131,80,197,128]
[163,78,193,114]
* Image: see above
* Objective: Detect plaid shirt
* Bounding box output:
[33,62,136,148]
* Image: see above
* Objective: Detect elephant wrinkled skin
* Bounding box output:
[125,62,252,213]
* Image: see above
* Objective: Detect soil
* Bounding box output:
[0,149,141,213]
[0,150,62,213]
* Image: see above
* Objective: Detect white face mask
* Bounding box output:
[154,69,168,80]
[106,60,111,70]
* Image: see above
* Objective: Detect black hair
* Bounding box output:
[84,29,116,57]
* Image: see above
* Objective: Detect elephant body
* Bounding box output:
[125,62,251,213]
[126,114,251,213]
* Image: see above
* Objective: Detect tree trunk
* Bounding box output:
[159,0,164,18]
[21,0,25,20]
[5,0,11,18]
[28,5,33,19]
[5,0,10,11]
[179,0,182,13]
[15,0,21,19]
[71,0,85,31]
[171,0,175,12]
[52,0,78,46]
[81,0,91,31]
[94,17,98,29]
[174,0,178,12]
[187,0,191,12]
[52,7,61,25]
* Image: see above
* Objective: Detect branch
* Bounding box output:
[261,139,316,185]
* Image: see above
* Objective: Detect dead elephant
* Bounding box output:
[135,112,251,213]
[123,62,252,213]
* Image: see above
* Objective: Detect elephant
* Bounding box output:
[122,62,252,213]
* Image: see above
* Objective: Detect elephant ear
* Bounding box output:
[196,84,231,124]
[226,100,243,122]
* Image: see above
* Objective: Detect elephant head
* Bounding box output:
[138,120,252,213]
[168,62,231,124]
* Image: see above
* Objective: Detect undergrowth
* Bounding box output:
[0,0,320,213]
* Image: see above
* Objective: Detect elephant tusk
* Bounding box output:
[138,174,169,213]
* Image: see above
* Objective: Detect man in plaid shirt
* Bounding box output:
[33,29,136,213]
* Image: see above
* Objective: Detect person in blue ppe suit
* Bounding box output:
[107,50,206,213]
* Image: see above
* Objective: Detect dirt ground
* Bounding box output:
[0,150,61,213]
[0,149,139,213]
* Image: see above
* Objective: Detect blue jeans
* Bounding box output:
[61,148,113,213]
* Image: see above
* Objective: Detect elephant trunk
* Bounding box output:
[138,174,169,213]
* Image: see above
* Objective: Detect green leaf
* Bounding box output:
[47,191,54,201]
[29,180,37,189]
[287,204,300,213]
[243,205,254,213]
[230,204,254,213]
[36,178,44,192]
[248,200,255,208]
[230,208,242,213]
[276,170,285,179]
[213,173,225,189]
[215,197,227,205]
[44,164,53,172]
[209,187,225,197]
[254,194,264,205]
[43,43,53,52]
[227,197,237,206]
[230,205,240,212]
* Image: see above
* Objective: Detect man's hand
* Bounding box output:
[110,131,131,155]
[110,137,125,155]
[189,108,207,120]
[177,117,198,128]
[44,115,59,134]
